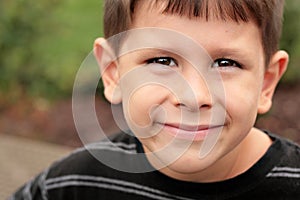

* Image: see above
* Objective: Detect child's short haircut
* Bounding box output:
[104,0,285,66]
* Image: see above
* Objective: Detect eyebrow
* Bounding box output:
[209,48,249,58]
[128,48,180,58]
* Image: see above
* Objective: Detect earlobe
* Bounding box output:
[258,50,289,114]
[94,38,122,104]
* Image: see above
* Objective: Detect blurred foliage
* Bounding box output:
[0,0,299,106]
[280,0,300,83]
[0,0,61,104]
[0,0,102,106]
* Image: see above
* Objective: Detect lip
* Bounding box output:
[158,122,223,141]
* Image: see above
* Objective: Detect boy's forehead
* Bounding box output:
[112,1,263,59]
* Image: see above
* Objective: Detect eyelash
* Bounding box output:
[146,57,178,67]
[212,58,242,69]
[145,57,242,69]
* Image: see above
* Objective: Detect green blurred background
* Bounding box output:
[0,0,299,146]
[0,0,103,102]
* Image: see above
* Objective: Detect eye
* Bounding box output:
[146,57,178,67]
[212,58,242,68]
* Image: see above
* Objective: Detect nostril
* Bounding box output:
[201,104,211,108]
[176,101,212,112]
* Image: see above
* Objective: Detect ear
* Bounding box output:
[94,38,122,104]
[258,50,289,114]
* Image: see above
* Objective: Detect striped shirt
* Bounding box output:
[10,131,300,200]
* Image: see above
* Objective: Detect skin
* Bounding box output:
[94,3,289,183]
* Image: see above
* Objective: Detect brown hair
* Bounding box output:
[103,0,285,66]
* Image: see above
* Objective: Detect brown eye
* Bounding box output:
[212,58,242,68]
[147,57,177,67]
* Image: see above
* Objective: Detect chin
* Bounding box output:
[156,150,218,180]
[170,153,216,173]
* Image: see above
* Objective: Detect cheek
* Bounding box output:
[224,79,261,123]
[124,85,168,127]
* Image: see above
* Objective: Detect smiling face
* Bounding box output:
[96,2,288,182]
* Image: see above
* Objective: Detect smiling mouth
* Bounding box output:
[158,123,224,141]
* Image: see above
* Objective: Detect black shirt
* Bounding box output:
[10,131,300,200]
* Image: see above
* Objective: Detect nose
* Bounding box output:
[173,69,212,111]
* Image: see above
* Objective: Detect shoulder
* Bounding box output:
[10,133,143,200]
[257,132,300,197]
[231,131,300,199]
[266,132,300,177]
[47,133,138,177]
[268,132,300,166]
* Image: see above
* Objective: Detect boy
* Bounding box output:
[11,0,300,199]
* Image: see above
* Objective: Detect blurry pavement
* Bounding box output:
[0,134,72,200]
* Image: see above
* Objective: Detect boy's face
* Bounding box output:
[97,3,288,181]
